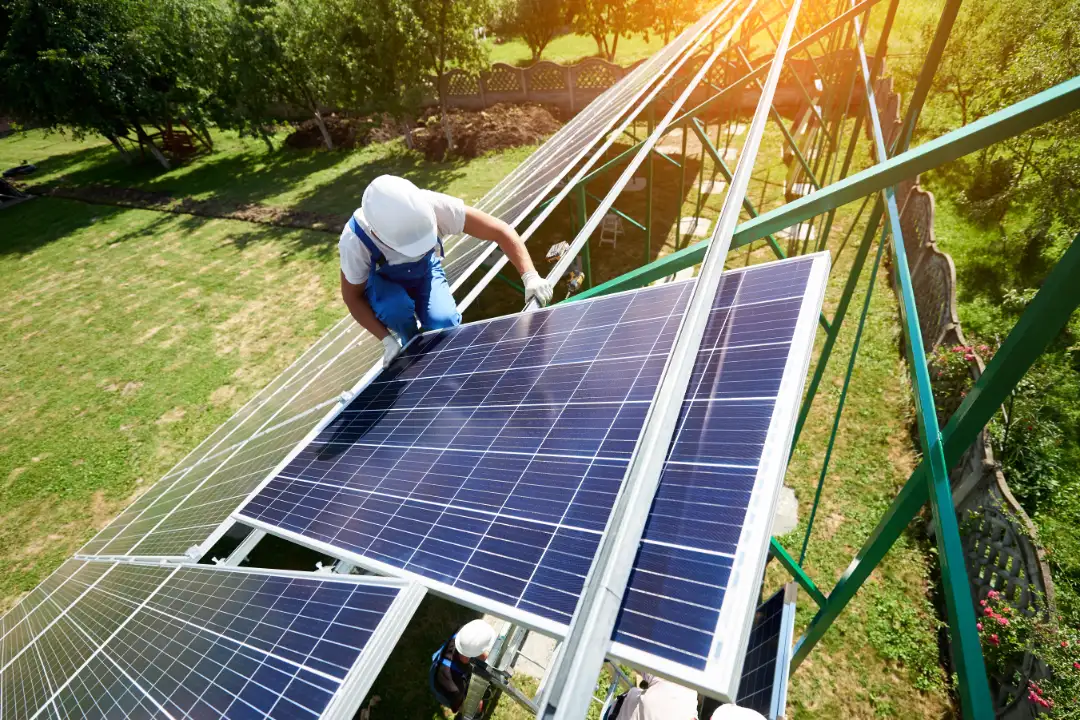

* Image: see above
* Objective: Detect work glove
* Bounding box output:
[522,270,554,307]
[381,334,402,368]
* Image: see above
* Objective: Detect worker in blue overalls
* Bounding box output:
[429,619,497,714]
[339,175,554,367]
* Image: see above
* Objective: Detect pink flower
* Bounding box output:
[980,599,988,607]
[998,616,1009,626]
[976,622,983,631]
[984,606,994,616]
[964,353,976,361]
[1073,662,1080,670]
[987,590,999,599]
[1062,640,1069,647]
[990,634,1000,645]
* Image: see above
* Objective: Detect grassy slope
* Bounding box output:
[485,32,667,67]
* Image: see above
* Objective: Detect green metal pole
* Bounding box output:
[770,538,828,608]
[894,0,963,154]
[791,198,882,448]
[646,104,655,266]
[676,126,688,249]
[800,228,886,563]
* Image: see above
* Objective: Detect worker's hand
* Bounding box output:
[380,334,402,368]
[522,270,554,307]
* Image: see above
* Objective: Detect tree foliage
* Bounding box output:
[652,0,699,44]
[572,0,650,61]
[504,0,564,61]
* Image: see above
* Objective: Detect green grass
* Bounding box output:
[485,32,667,67]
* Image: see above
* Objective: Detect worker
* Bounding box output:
[429,618,497,714]
[609,672,699,720]
[339,175,554,367]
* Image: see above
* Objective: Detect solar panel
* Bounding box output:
[233,253,828,675]
[609,254,828,699]
[735,584,797,719]
[0,561,424,719]
[76,7,733,563]
[234,279,696,635]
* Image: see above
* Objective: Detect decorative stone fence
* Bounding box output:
[897,176,1056,718]
[436,58,644,113]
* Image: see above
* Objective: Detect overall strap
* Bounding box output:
[349,217,387,268]
[436,237,445,258]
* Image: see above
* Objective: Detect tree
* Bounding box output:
[404,0,491,149]
[0,0,231,168]
[506,0,564,62]
[652,0,698,44]
[573,0,649,61]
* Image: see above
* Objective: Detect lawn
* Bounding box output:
[0,103,952,718]
[485,32,668,67]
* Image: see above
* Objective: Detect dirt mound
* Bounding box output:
[283,114,397,150]
[412,103,562,160]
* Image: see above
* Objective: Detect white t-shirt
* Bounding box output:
[615,676,698,720]
[338,190,467,286]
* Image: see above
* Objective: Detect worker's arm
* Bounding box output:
[463,206,536,275]
[340,273,388,339]
[463,206,553,306]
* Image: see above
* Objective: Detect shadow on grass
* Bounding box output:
[0,196,128,256]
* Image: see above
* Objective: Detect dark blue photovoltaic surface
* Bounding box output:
[239,281,694,625]
[612,256,816,670]
[736,589,785,715]
[1,562,411,719]
[101,567,398,719]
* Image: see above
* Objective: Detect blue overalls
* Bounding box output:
[350,217,461,342]
[429,632,471,709]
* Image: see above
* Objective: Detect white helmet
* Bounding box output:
[710,705,767,720]
[361,174,438,256]
[456,619,496,658]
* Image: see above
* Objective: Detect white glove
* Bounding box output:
[380,334,402,368]
[522,270,554,307]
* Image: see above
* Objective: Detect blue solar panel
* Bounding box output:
[609,255,827,698]
[234,253,827,695]
[736,585,796,718]
[0,561,424,719]
[236,280,695,632]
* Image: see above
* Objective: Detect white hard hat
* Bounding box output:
[710,705,767,720]
[456,619,496,658]
[361,175,438,256]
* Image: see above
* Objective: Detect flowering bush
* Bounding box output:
[977,590,1080,717]
[927,343,990,425]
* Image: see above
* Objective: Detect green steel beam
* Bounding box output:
[770,538,828,608]
[494,271,525,294]
[645,105,655,266]
[793,230,1080,673]
[570,75,1080,301]
[851,2,990,713]
[576,185,592,289]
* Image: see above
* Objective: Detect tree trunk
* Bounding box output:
[609,34,619,61]
[133,124,171,170]
[106,133,133,164]
[400,118,415,150]
[439,92,453,154]
[312,109,334,150]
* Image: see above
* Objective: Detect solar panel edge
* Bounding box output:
[770,583,798,720]
[607,251,831,700]
[705,251,830,698]
[237,515,570,640]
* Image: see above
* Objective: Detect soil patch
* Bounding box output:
[283,114,399,150]
[412,103,562,161]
